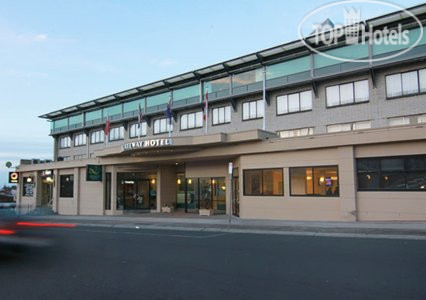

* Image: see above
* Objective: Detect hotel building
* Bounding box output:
[16,5,426,221]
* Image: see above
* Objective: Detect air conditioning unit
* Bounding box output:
[57,157,64,162]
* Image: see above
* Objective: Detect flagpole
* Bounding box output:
[168,95,172,138]
[205,87,209,134]
[138,104,142,140]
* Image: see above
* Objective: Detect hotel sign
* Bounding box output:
[121,138,172,152]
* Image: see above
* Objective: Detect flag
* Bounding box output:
[104,114,110,145]
[138,103,144,138]
[203,88,209,133]
[104,114,111,136]
[165,97,173,137]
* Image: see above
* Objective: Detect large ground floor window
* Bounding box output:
[357,155,426,191]
[243,169,283,196]
[290,166,339,196]
[117,173,157,210]
[60,175,74,198]
[176,177,226,213]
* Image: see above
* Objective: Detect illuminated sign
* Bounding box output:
[122,138,172,152]
[9,172,19,184]
[86,165,103,182]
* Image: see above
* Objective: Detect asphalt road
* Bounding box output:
[0,226,425,300]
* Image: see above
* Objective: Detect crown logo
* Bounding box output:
[344,8,361,25]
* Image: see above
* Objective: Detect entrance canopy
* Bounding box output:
[95,129,277,158]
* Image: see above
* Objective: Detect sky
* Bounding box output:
[0,0,423,186]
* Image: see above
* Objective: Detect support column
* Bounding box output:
[337,146,357,221]
[53,170,59,213]
[226,173,232,215]
[110,166,117,214]
[74,167,80,215]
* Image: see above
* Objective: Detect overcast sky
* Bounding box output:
[0,0,422,186]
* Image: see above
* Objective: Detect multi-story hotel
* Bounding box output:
[15,5,426,221]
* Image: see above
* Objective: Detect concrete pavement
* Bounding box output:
[29,213,426,240]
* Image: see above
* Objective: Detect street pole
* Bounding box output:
[228,162,233,229]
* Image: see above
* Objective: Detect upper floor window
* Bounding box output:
[180,111,203,130]
[388,116,410,127]
[212,106,231,125]
[278,127,314,138]
[109,126,124,141]
[90,130,104,144]
[154,118,173,134]
[326,79,369,107]
[277,90,312,115]
[242,99,264,121]
[59,136,71,149]
[129,122,147,138]
[386,68,426,98]
[74,133,87,147]
[327,121,371,133]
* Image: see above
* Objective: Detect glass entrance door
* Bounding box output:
[122,179,151,210]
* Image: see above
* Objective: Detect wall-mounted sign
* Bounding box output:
[121,138,172,152]
[9,172,19,184]
[86,165,103,182]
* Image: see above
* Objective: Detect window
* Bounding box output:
[326,79,369,107]
[242,99,264,120]
[90,130,104,144]
[388,117,410,127]
[109,126,124,141]
[327,121,372,133]
[60,175,74,198]
[153,118,173,134]
[22,177,34,197]
[74,133,87,147]
[129,122,147,138]
[278,128,314,138]
[74,154,86,160]
[180,111,203,130]
[243,169,283,196]
[59,136,71,148]
[386,68,426,98]
[290,166,339,196]
[418,114,426,124]
[277,90,312,115]
[212,106,232,125]
[357,155,426,191]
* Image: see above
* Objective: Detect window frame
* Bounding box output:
[90,130,105,144]
[276,90,313,116]
[129,122,147,139]
[212,105,232,126]
[385,68,425,100]
[59,136,71,149]
[289,165,340,197]
[180,111,203,131]
[356,155,426,192]
[243,168,284,196]
[153,117,173,135]
[74,133,87,147]
[109,126,125,141]
[325,79,370,108]
[59,174,74,198]
[242,99,264,121]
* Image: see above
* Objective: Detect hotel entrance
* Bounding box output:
[117,173,157,211]
[176,174,226,214]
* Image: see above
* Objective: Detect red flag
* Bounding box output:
[104,115,111,136]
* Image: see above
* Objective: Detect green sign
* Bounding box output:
[86,165,103,182]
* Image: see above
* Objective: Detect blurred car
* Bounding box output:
[0,203,75,252]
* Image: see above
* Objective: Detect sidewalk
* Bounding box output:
[30,213,426,240]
